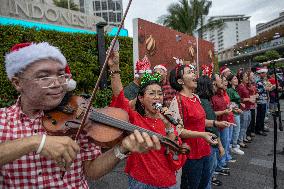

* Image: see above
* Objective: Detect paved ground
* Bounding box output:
[93,101,284,189]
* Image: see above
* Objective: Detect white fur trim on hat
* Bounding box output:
[221,68,230,74]
[134,69,152,78]
[256,68,268,73]
[5,42,67,80]
[153,65,167,72]
[67,78,77,91]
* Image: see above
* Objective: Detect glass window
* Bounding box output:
[102,1,107,10]
[94,1,101,11]
[116,2,121,10]
[116,13,121,22]
[109,12,115,22]
[102,12,108,22]
[96,12,102,17]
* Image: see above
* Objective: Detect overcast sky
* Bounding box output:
[122,0,284,37]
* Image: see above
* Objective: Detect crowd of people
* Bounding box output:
[0,42,279,189]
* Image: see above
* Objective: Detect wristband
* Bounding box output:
[165,127,174,134]
[109,70,121,77]
[36,134,46,154]
[213,120,217,128]
[114,145,129,160]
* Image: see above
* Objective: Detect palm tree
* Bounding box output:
[191,0,212,36]
[157,0,195,35]
[53,0,79,11]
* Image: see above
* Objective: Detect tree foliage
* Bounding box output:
[53,0,79,11]
[0,25,133,107]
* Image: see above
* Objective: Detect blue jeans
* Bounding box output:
[217,127,229,169]
[227,125,233,160]
[238,111,251,142]
[128,176,178,189]
[181,156,212,189]
[232,115,241,148]
[205,147,218,189]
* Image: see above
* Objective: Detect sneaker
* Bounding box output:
[212,178,223,186]
[222,165,230,170]
[215,169,230,176]
[231,147,245,155]
[228,158,237,163]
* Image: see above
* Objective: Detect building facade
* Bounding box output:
[199,15,251,52]
[79,0,123,27]
[256,10,284,35]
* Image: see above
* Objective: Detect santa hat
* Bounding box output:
[153,64,167,72]
[256,67,268,74]
[5,42,76,91]
[65,65,77,91]
[134,55,152,78]
[220,66,230,75]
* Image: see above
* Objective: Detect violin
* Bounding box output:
[43,95,190,156]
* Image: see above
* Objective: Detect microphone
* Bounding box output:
[259,58,284,66]
[153,102,179,126]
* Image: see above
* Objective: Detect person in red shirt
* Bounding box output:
[108,52,216,189]
[153,64,176,108]
[211,74,233,174]
[237,70,253,147]
[0,42,160,189]
[168,64,227,189]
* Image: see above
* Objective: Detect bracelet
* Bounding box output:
[165,127,174,134]
[36,134,46,154]
[109,70,121,77]
[213,120,217,128]
[114,145,129,160]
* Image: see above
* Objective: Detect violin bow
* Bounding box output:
[74,0,133,141]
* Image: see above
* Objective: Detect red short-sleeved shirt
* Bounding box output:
[237,83,251,110]
[223,91,235,123]
[211,91,228,123]
[110,91,186,187]
[178,94,211,159]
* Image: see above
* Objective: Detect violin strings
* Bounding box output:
[91,111,164,139]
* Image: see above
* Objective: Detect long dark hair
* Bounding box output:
[169,65,186,91]
[227,73,236,88]
[135,80,162,116]
[196,75,214,99]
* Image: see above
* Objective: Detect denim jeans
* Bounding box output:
[232,114,241,148]
[247,109,256,136]
[238,110,251,142]
[216,127,229,169]
[128,176,178,189]
[181,156,212,189]
[227,125,233,160]
[205,147,218,189]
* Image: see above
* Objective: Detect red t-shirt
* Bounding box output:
[247,83,257,109]
[237,83,251,110]
[211,90,229,124]
[178,94,211,159]
[110,90,186,187]
[223,91,235,123]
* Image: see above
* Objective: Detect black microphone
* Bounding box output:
[153,102,179,126]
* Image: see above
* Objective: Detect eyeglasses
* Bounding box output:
[20,74,71,89]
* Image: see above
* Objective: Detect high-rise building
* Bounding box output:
[79,0,123,27]
[256,10,284,35]
[198,15,251,52]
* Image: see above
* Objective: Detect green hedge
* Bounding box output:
[0,25,134,108]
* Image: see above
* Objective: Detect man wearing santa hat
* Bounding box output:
[153,64,176,107]
[0,42,160,188]
[124,56,152,100]
[255,67,271,136]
